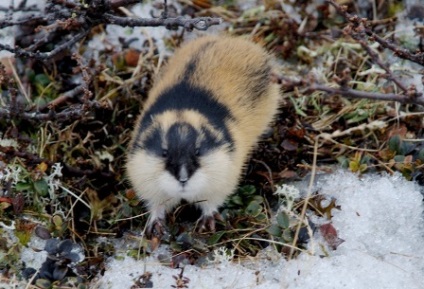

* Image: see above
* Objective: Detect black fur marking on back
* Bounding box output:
[245,61,271,101]
[184,40,216,77]
[133,81,234,152]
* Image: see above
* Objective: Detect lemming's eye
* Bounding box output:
[195,148,200,156]
[162,149,168,158]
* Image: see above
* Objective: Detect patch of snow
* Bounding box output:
[282,171,424,289]
[20,236,48,271]
[0,0,45,58]
[386,1,424,93]
[87,1,175,60]
[237,0,261,12]
[93,170,424,289]
[0,134,19,148]
[94,254,285,289]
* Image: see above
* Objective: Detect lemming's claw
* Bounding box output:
[196,212,223,233]
[146,218,167,239]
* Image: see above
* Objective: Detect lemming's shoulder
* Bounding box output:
[147,35,274,106]
[170,35,272,71]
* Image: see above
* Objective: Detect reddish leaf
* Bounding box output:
[320,223,344,250]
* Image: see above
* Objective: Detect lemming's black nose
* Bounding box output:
[178,165,189,186]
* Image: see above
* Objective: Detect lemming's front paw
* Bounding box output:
[195,212,224,233]
[146,218,168,238]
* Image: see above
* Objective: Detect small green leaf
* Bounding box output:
[255,213,267,221]
[15,231,31,246]
[231,195,243,206]
[252,195,264,203]
[35,278,51,289]
[15,182,32,191]
[239,185,256,196]
[169,241,182,252]
[245,200,262,217]
[359,163,368,173]
[388,135,401,153]
[349,160,359,172]
[33,96,49,108]
[399,141,414,155]
[393,155,405,163]
[282,228,294,242]
[267,224,282,237]
[276,212,290,229]
[52,214,63,227]
[33,179,49,196]
[207,231,226,245]
[418,148,424,161]
[34,74,50,86]
[337,156,349,168]
[345,109,369,124]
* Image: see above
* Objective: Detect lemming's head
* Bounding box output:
[127,110,233,199]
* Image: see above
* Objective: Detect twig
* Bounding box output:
[350,36,408,92]
[326,2,409,93]
[162,0,168,19]
[327,0,424,66]
[0,102,101,121]
[38,86,86,111]
[0,145,113,178]
[0,30,90,60]
[0,16,49,28]
[71,53,94,109]
[103,14,222,31]
[278,75,424,106]
[310,84,424,106]
[60,185,91,210]
[289,132,320,259]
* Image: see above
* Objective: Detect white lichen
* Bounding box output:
[0,165,23,186]
[208,247,235,264]
[45,162,63,199]
[274,184,300,212]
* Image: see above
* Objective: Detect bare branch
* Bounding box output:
[0,30,90,60]
[309,84,424,106]
[0,0,222,61]
[349,33,409,93]
[0,145,113,178]
[0,102,100,122]
[327,0,424,66]
[38,86,85,111]
[103,14,222,31]
[0,16,49,28]
[278,75,424,106]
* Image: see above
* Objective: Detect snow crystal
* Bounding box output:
[94,170,424,289]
